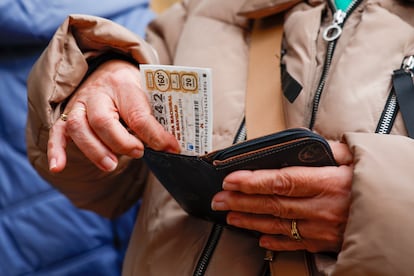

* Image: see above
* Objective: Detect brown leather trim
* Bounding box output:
[245,15,286,139]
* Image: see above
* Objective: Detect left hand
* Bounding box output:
[211,141,353,253]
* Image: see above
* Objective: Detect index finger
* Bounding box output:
[115,78,180,153]
[222,165,352,197]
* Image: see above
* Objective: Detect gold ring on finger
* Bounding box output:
[291,219,302,241]
[60,113,68,122]
[60,106,86,122]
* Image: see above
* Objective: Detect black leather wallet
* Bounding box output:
[143,128,336,225]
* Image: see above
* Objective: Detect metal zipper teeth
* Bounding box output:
[234,121,247,144]
[376,55,414,134]
[193,224,224,276]
[193,120,247,276]
[376,93,398,134]
[309,40,336,129]
[309,0,363,129]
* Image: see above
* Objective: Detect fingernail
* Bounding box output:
[211,193,228,210]
[222,181,237,190]
[211,200,229,211]
[49,158,57,170]
[227,214,240,226]
[259,239,270,248]
[101,156,117,171]
[130,149,143,158]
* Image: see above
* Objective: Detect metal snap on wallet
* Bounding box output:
[143,128,337,225]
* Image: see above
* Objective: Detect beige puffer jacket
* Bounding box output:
[27,0,414,275]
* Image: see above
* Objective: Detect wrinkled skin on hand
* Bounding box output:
[48,60,180,172]
[212,141,353,253]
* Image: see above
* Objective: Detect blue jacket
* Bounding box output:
[0,1,154,275]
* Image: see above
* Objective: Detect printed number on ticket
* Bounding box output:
[140,64,213,156]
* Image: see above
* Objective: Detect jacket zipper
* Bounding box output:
[309,0,363,129]
[403,55,414,75]
[193,224,224,276]
[194,1,366,272]
[376,93,398,134]
[376,56,414,134]
[193,120,247,276]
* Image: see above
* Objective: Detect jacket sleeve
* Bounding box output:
[26,14,169,218]
[332,132,414,275]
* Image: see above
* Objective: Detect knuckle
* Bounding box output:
[108,70,124,83]
[66,115,84,133]
[112,136,137,154]
[89,115,113,133]
[254,172,270,193]
[47,138,56,151]
[273,172,295,196]
[127,109,152,129]
[264,197,282,217]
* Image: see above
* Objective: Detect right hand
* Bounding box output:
[48,59,180,172]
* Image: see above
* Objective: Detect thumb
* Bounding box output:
[328,141,353,166]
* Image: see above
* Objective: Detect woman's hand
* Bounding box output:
[211,141,353,253]
[48,59,180,172]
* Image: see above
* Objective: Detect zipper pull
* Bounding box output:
[323,9,346,41]
[264,250,274,262]
[392,55,414,138]
[402,55,414,77]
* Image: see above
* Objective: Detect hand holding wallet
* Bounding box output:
[143,128,337,225]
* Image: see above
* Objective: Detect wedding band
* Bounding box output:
[60,107,86,122]
[60,113,68,122]
[291,219,302,241]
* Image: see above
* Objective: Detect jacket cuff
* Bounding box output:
[28,14,157,130]
[333,132,414,274]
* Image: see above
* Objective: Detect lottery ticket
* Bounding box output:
[140,64,213,156]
